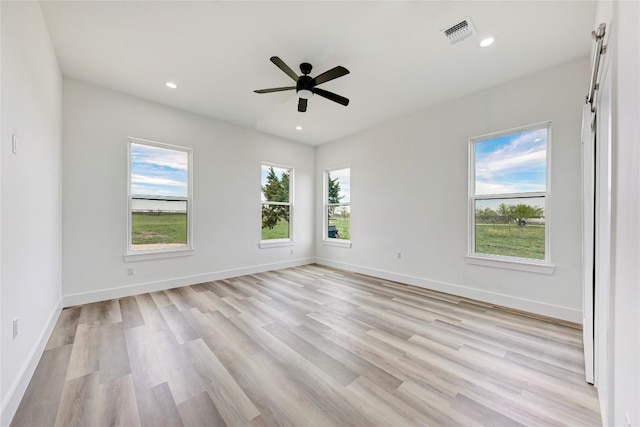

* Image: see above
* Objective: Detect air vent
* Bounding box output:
[442,17,476,44]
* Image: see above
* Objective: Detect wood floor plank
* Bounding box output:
[230,350,336,426]
[119,296,145,329]
[11,345,73,427]
[135,293,171,332]
[97,374,141,427]
[77,299,122,325]
[454,393,527,426]
[135,382,183,427]
[45,306,81,349]
[176,391,227,427]
[288,323,404,393]
[11,264,602,427]
[159,304,199,344]
[152,329,205,405]
[228,315,370,427]
[263,322,360,386]
[54,371,101,427]
[184,338,260,425]
[98,322,131,384]
[65,323,101,381]
[125,326,166,391]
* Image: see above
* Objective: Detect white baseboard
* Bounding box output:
[315,258,582,323]
[1,297,63,427]
[63,258,315,307]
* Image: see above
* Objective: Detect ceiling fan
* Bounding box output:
[254,56,350,112]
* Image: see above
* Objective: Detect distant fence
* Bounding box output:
[132,210,186,214]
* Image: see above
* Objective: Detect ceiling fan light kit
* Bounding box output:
[254,56,350,112]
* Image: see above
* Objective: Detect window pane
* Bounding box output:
[131,199,187,249]
[475,128,547,196]
[262,204,289,240]
[328,205,350,240]
[131,143,188,197]
[474,197,545,259]
[328,168,350,203]
[261,165,290,203]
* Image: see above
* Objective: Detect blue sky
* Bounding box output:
[475,127,547,196]
[131,143,188,197]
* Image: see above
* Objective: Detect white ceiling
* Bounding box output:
[39,1,596,145]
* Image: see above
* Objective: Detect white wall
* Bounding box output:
[62,79,315,305]
[316,58,589,322]
[0,2,63,425]
[607,1,640,425]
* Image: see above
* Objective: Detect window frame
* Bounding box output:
[259,162,294,249]
[324,165,352,248]
[466,122,554,274]
[124,137,194,262]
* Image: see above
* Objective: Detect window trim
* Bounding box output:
[260,162,294,248]
[467,122,554,273]
[323,165,351,247]
[125,137,193,262]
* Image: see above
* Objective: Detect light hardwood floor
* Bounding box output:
[12,264,601,426]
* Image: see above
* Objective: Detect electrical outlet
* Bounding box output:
[290,249,294,255]
[13,318,18,339]
[396,251,402,259]
[127,267,135,276]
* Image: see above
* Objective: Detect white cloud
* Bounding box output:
[131,174,187,188]
[476,181,546,195]
[132,143,188,171]
[475,128,546,194]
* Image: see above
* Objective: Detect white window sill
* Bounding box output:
[323,239,352,248]
[465,255,554,275]
[259,240,295,249]
[124,247,195,262]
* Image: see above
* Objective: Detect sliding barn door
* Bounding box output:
[581,104,595,385]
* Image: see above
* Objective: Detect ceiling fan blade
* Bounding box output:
[270,56,299,82]
[313,88,349,106]
[254,86,296,94]
[313,66,350,85]
[298,98,308,112]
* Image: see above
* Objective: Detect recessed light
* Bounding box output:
[479,36,496,48]
[165,82,177,89]
[295,125,303,131]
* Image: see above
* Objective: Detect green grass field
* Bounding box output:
[135,214,539,258]
[132,212,187,245]
[261,219,290,240]
[329,217,350,240]
[475,223,545,259]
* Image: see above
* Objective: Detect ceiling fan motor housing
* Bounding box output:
[296,75,315,93]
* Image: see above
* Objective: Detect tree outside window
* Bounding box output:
[261,164,292,241]
[326,167,350,240]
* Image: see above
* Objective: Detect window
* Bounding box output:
[126,137,192,258]
[468,123,551,271]
[261,163,293,244]
[325,167,351,245]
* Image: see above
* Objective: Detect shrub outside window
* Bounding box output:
[469,122,551,265]
[261,163,293,242]
[325,167,351,241]
[127,138,192,255]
